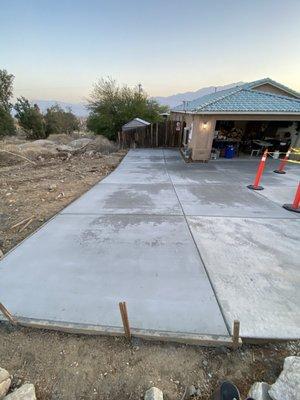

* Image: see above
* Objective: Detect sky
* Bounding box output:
[1,0,300,102]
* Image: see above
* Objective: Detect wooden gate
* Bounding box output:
[118,120,182,148]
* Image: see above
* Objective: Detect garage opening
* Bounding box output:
[212,120,299,158]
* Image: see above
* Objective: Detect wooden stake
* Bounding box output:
[19,217,34,233]
[10,215,34,230]
[232,319,240,349]
[0,303,17,325]
[119,301,131,340]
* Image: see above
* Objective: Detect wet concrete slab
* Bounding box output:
[256,186,300,206]
[123,149,165,164]
[0,148,299,341]
[102,163,169,184]
[187,216,300,339]
[214,160,299,187]
[174,184,298,218]
[0,214,227,335]
[62,183,182,215]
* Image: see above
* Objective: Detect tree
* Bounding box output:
[0,69,14,112]
[87,78,168,140]
[45,104,79,136]
[0,106,15,136]
[0,69,16,136]
[14,97,45,139]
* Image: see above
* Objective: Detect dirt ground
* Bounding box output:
[0,143,299,400]
[0,325,299,400]
[0,150,125,254]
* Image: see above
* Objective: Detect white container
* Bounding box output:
[273,150,280,159]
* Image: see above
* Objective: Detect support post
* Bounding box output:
[232,320,240,349]
[0,303,18,325]
[150,123,153,147]
[119,301,131,340]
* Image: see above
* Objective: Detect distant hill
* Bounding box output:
[31,82,244,116]
[32,100,89,117]
[154,82,243,108]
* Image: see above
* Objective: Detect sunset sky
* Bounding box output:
[1,0,300,102]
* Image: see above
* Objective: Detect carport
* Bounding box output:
[171,78,300,161]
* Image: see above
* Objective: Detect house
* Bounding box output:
[171,78,300,161]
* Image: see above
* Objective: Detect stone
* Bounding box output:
[56,145,73,152]
[0,368,11,399]
[187,385,197,397]
[0,249,3,259]
[69,138,93,149]
[4,383,36,400]
[268,356,300,400]
[48,184,57,192]
[144,387,163,400]
[248,382,272,400]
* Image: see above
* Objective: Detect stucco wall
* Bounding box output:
[171,112,216,161]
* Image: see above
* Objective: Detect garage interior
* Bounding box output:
[212,120,299,158]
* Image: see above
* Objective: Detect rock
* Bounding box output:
[0,249,3,259]
[56,145,74,152]
[144,387,163,400]
[248,382,272,400]
[0,367,11,399]
[48,184,57,191]
[69,138,93,149]
[187,385,197,397]
[4,383,36,400]
[268,356,300,400]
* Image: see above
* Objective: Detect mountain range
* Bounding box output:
[154,82,243,108]
[33,82,243,117]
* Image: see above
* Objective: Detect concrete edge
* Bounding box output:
[0,316,240,347]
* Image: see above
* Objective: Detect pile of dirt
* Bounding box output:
[47,133,72,145]
[0,134,117,166]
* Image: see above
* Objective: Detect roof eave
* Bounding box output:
[171,110,300,115]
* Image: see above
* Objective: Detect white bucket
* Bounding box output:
[273,150,280,159]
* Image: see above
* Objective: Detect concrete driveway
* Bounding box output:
[0,149,299,341]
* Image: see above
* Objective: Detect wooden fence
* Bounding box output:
[118,120,182,148]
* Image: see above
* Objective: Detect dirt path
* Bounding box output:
[0,149,299,400]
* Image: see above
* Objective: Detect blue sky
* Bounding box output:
[1,0,300,102]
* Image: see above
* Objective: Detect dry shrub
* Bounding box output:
[86,135,117,154]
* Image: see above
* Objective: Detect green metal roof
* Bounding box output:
[172,78,300,114]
